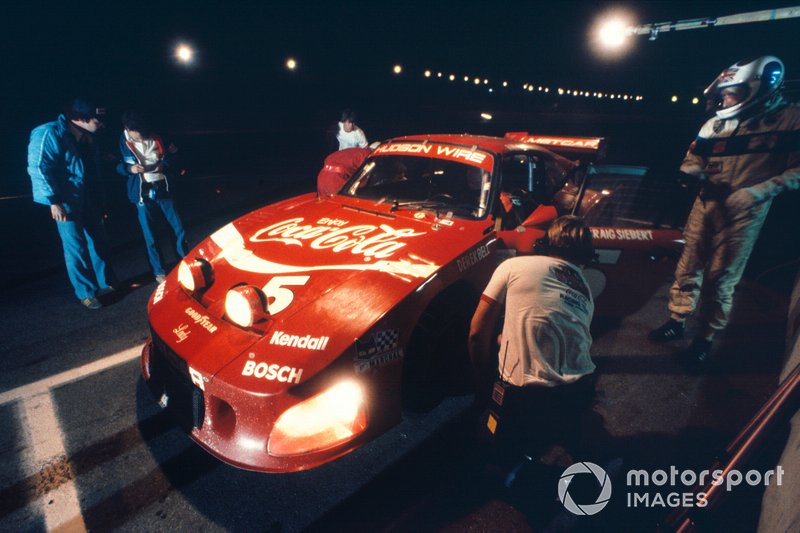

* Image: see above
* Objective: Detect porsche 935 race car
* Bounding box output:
[142,133,687,472]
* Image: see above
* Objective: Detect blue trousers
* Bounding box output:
[55,210,117,300]
[137,197,187,276]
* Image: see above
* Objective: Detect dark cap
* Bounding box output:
[71,98,107,119]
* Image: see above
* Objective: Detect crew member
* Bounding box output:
[469,215,596,460]
[27,98,118,309]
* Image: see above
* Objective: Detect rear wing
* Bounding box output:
[504,132,607,162]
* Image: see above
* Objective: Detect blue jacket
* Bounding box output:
[28,114,100,209]
[117,133,177,204]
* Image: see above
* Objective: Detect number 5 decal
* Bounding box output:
[263,275,310,314]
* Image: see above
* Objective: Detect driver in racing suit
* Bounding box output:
[650,56,800,369]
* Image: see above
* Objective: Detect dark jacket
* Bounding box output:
[28,114,101,210]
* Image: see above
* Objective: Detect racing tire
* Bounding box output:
[401,286,477,413]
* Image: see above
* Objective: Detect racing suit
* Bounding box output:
[669,101,800,337]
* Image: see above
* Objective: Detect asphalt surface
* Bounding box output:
[0,187,795,531]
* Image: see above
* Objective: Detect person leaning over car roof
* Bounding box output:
[335,109,368,151]
[117,110,187,284]
[27,98,119,309]
[649,55,800,371]
[469,215,596,463]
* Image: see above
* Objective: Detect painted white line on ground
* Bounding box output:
[20,393,87,532]
[0,345,142,406]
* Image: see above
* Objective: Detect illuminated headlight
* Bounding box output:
[178,258,212,292]
[224,285,267,327]
[268,381,367,457]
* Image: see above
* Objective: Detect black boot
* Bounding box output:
[682,338,712,372]
[648,319,685,342]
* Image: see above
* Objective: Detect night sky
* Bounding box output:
[3,0,800,192]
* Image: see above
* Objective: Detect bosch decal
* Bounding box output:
[241,361,303,384]
[270,331,330,351]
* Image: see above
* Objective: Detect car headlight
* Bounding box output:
[268,380,367,457]
[178,258,212,292]
[224,285,267,327]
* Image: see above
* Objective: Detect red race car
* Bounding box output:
[141,133,687,472]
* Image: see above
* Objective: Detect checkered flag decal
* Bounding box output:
[357,328,399,357]
[374,329,399,352]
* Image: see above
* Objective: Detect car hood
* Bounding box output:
[160,193,491,391]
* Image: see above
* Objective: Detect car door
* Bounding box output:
[573,164,690,316]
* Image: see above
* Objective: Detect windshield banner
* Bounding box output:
[372,142,494,172]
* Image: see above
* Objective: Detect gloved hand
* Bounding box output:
[725,187,759,212]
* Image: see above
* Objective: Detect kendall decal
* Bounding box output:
[270,331,330,351]
[210,222,439,281]
[241,360,303,384]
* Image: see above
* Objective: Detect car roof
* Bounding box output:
[387,133,557,157]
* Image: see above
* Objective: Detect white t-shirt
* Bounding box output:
[482,255,594,387]
[336,122,368,150]
[124,130,166,183]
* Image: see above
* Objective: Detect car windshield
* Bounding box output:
[342,155,491,219]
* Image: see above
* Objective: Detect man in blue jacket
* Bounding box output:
[117,111,187,283]
[27,99,118,309]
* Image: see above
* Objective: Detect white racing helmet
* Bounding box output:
[704,56,784,119]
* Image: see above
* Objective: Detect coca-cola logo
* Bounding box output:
[249,217,426,259]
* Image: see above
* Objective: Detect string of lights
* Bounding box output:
[411,65,646,102]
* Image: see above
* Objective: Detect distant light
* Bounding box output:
[671,95,678,102]
[558,88,564,95]
[528,86,534,92]
[502,81,508,87]
[175,43,194,64]
[488,88,493,93]
[393,64,403,74]
[692,97,700,104]
[424,69,431,77]
[592,10,635,58]
[523,83,528,89]
[449,74,455,81]
[464,75,469,82]
[597,18,630,48]
[481,113,493,120]
[286,57,297,70]
[437,72,442,77]
[544,87,549,93]
[474,78,480,84]
[483,79,488,85]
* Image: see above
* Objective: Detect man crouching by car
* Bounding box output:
[468,215,596,471]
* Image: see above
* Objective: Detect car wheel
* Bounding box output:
[402,286,477,413]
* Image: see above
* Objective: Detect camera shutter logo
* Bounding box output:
[558,462,612,516]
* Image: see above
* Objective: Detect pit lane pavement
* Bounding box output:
[0,208,791,531]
